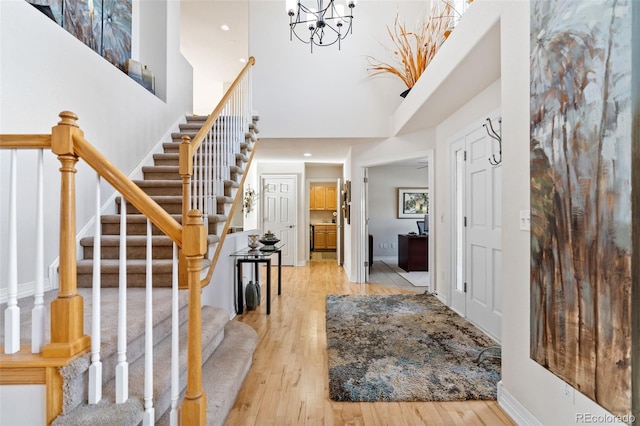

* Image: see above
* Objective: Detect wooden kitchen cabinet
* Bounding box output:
[314,224,337,250]
[310,186,337,211]
[326,226,337,249]
[310,186,326,210]
[326,187,337,210]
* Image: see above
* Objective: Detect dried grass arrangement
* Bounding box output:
[366,0,457,93]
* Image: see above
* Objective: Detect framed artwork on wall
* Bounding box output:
[397,188,428,219]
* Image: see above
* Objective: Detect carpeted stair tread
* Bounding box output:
[79,235,220,260]
[100,214,227,236]
[202,321,258,426]
[101,213,227,226]
[52,398,143,426]
[156,320,258,426]
[229,165,244,175]
[76,258,213,287]
[76,258,211,272]
[80,234,220,247]
[186,115,208,122]
[119,305,229,421]
[133,179,182,188]
[56,288,189,414]
[216,196,234,205]
[54,305,229,426]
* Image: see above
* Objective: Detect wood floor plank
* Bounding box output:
[227,260,515,425]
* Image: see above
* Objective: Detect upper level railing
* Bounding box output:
[0,57,256,425]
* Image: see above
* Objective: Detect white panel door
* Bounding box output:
[465,125,502,340]
[261,175,296,266]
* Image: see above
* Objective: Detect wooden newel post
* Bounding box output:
[178,136,193,290]
[43,111,90,358]
[181,209,207,425]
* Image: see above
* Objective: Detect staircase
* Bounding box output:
[47,115,260,425]
[75,115,256,288]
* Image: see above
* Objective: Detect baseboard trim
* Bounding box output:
[497,381,542,426]
[0,279,54,303]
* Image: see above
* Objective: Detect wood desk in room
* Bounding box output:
[397,234,428,272]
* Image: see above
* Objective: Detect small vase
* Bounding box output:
[400,88,411,98]
[248,234,260,249]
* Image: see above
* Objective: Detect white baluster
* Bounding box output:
[207,129,213,221]
[143,219,155,425]
[5,149,20,354]
[31,149,46,353]
[89,175,102,404]
[203,131,210,220]
[169,243,179,426]
[116,197,129,403]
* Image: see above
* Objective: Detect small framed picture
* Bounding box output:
[397,188,429,218]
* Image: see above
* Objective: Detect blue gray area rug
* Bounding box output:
[326,292,501,402]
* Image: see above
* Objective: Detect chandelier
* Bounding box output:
[286,0,357,52]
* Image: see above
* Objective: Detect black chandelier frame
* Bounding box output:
[287,0,356,53]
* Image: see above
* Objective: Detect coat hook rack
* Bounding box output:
[484,117,502,166]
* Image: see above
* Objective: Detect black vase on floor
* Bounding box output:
[400,88,411,98]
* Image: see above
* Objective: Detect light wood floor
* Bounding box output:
[226,260,515,425]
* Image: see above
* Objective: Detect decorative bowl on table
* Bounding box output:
[259,230,280,251]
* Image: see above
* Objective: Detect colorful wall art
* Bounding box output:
[27,0,131,71]
[530,0,634,417]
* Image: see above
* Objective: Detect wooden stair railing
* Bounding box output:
[187,56,257,290]
[0,56,257,425]
[178,55,256,424]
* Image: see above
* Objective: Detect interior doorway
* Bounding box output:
[360,152,434,286]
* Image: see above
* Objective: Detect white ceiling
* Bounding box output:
[180,0,249,85]
[179,0,431,166]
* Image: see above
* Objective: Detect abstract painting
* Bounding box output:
[27,0,131,71]
[530,0,633,417]
[397,188,428,218]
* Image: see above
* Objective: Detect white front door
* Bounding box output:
[449,117,502,341]
[465,125,502,340]
[261,175,296,266]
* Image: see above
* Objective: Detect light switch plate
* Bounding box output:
[519,210,530,231]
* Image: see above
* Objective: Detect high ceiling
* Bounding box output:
[179,0,429,167]
[180,0,249,84]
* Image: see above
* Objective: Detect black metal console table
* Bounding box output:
[230,244,283,315]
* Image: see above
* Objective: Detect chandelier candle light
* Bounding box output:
[286,0,357,52]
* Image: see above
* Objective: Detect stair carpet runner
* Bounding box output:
[50,115,260,425]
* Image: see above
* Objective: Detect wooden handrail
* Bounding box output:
[0,134,52,149]
[72,133,183,246]
[189,56,255,153]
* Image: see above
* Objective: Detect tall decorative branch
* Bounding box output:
[366,0,457,91]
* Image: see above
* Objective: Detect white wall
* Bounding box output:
[368,165,428,259]
[249,0,428,139]
[0,0,193,293]
[202,230,259,317]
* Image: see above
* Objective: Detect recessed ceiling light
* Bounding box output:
[303,153,312,157]
[220,24,230,31]
[239,58,247,63]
